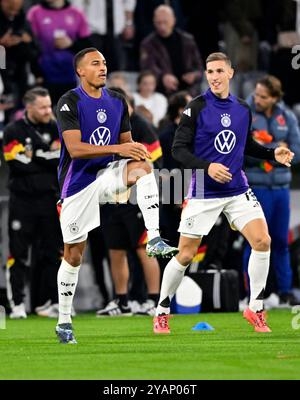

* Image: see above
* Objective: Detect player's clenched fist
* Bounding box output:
[208,163,232,184]
[118,142,151,161]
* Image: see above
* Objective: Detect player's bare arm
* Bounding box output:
[62,129,151,161]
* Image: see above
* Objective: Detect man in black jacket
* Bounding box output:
[3,87,63,318]
[140,5,203,96]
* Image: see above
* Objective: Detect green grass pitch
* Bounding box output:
[0,310,300,380]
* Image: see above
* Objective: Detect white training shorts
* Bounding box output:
[178,188,266,238]
[60,159,130,244]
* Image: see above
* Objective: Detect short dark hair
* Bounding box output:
[23,87,50,105]
[257,75,284,99]
[206,52,231,68]
[73,47,99,77]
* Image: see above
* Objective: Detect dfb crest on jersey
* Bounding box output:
[221,113,231,127]
[214,130,236,154]
[90,126,111,146]
[97,109,107,124]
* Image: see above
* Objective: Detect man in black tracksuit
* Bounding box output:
[2,87,62,318]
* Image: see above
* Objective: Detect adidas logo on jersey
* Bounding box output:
[183,108,191,117]
[60,104,70,111]
[147,203,159,209]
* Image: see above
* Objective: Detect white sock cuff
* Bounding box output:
[251,249,270,259]
[171,257,189,272]
[61,259,81,274]
[136,171,155,186]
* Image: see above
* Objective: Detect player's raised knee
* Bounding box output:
[177,249,196,266]
[64,246,83,267]
[252,233,271,252]
[64,255,82,267]
[127,160,153,185]
[134,160,152,174]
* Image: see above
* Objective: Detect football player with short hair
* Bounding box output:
[153,52,294,334]
[55,48,178,344]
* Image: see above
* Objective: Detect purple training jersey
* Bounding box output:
[56,86,131,199]
[173,89,251,199]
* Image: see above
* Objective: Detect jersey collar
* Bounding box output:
[206,88,234,103]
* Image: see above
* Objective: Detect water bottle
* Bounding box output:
[25,137,32,152]
[174,276,202,314]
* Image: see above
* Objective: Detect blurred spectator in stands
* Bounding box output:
[222,0,262,73]
[133,0,185,69]
[140,5,203,97]
[107,71,131,96]
[107,70,159,133]
[158,91,191,246]
[134,0,185,45]
[133,70,167,128]
[0,0,41,113]
[2,87,63,318]
[73,0,136,72]
[27,0,91,105]
[243,75,300,307]
[96,87,162,317]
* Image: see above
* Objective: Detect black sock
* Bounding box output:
[117,294,128,307]
[148,293,159,304]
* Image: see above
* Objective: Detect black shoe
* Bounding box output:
[96,299,132,316]
[279,293,300,307]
